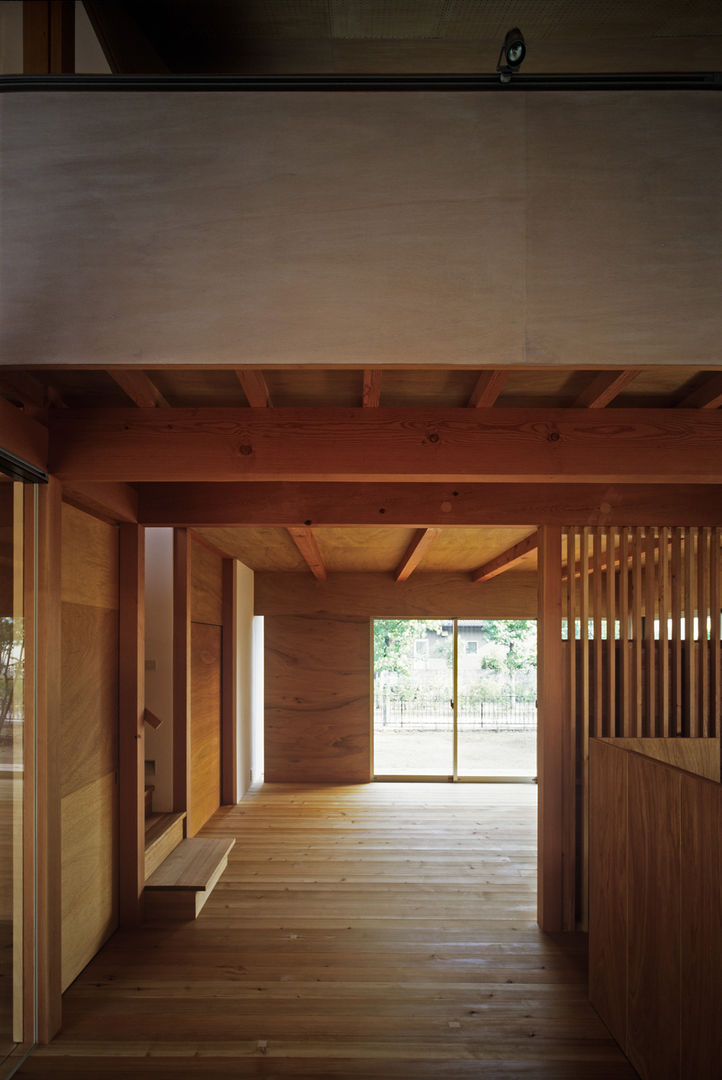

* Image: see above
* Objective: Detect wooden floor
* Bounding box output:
[18,783,637,1079]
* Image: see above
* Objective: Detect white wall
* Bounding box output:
[144,528,174,811]
[252,616,264,785]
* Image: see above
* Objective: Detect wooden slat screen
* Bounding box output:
[562,525,722,927]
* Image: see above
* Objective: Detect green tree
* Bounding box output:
[373,619,445,678]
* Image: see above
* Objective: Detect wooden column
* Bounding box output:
[23,0,75,74]
[221,558,238,805]
[537,525,564,932]
[172,529,190,814]
[118,525,145,926]
[35,477,62,1042]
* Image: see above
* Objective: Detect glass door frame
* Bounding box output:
[372,617,537,784]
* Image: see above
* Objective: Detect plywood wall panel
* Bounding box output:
[60,771,118,992]
[255,571,537,618]
[60,603,118,798]
[265,615,370,783]
[626,754,681,1080]
[188,622,222,836]
[190,537,223,626]
[61,502,118,610]
[680,774,722,1080]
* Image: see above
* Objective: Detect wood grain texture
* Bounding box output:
[188,623,222,837]
[264,616,371,783]
[255,571,538,619]
[60,603,118,798]
[190,537,223,626]
[588,741,627,1051]
[0,395,48,472]
[61,502,118,610]
[138,481,722,528]
[607,737,720,783]
[48,407,722,484]
[626,753,681,1080]
[680,773,722,1080]
[61,482,138,525]
[60,772,118,993]
[173,529,191,815]
[14,782,636,1079]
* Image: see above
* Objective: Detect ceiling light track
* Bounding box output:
[1,73,720,93]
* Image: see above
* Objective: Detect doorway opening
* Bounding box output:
[373,619,537,781]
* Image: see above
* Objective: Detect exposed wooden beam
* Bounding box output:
[61,482,138,524]
[468,371,509,408]
[236,370,272,408]
[0,395,49,471]
[107,371,168,408]
[574,370,641,408]
[471,531,539,583]
[677,374,722,410]
[48,407,722,484]
[394,528,440,582]
[288,527,327,581]
[23,0,74,74]
[362,370,382,407]
[0,372,49,410]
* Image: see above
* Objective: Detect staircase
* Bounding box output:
[142,787,235,920]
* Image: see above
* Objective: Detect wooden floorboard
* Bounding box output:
[17,782,637,1079]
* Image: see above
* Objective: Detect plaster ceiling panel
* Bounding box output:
[194,527,307,571]
[421,526,538,572]
[314,526,415,571]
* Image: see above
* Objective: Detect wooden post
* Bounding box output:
[35,477,62,1042]
[221,558,238,805]
[537,525,564,933]
[118,525,145,926]
[23,0,75,74]
[173,529,191,814]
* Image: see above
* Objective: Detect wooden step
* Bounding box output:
[144,836,235,920]
[144,811,186,881]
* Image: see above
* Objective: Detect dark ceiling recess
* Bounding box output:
[79,0,722,78]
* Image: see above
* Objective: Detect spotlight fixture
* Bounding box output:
[496,27,526,84]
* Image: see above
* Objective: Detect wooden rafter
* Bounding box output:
[471,531,539,583]
[677,373,722,409]
[236,370,272,408]
[468,371,509,408]
[47,407,722,484]
[362,370,382,407]
[108,371,168,408]
[394,528,440,582]
[574,370,641,408]
[287,527,327,581]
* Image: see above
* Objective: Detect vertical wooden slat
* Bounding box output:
[537,525,564,933]
[579,527,590,931]
[633,528,644,737]
[118,524,145,927]
[606,526,617,738]
[685,528,698,737]
[659,527,671,737]
[173,528,191,813]
[671,528,684,736]
[644,527,657,737]
[711,529,721,737]
[697,527,710,735]
[221,558,237,806]
[563,528,577,930]
[619,529,631,736]
[35,477,62,1042]
[592,530,603,738]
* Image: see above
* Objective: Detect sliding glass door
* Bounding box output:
[373,619,537,781]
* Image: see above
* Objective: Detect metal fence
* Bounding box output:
[374,694,537,731]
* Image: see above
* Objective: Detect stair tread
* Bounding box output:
[145,811,186,849]
[145,836,235,891]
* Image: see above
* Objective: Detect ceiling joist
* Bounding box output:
[574,370,641,408]
[471,531,539,583]
[677,374,722,410]
[362,370,382,407]
[287,526,327,581]
[47,407,722,484]
[236,370,272,408]
[394,528,440,582]
[108,370,168,408]
[468,371,509,408]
